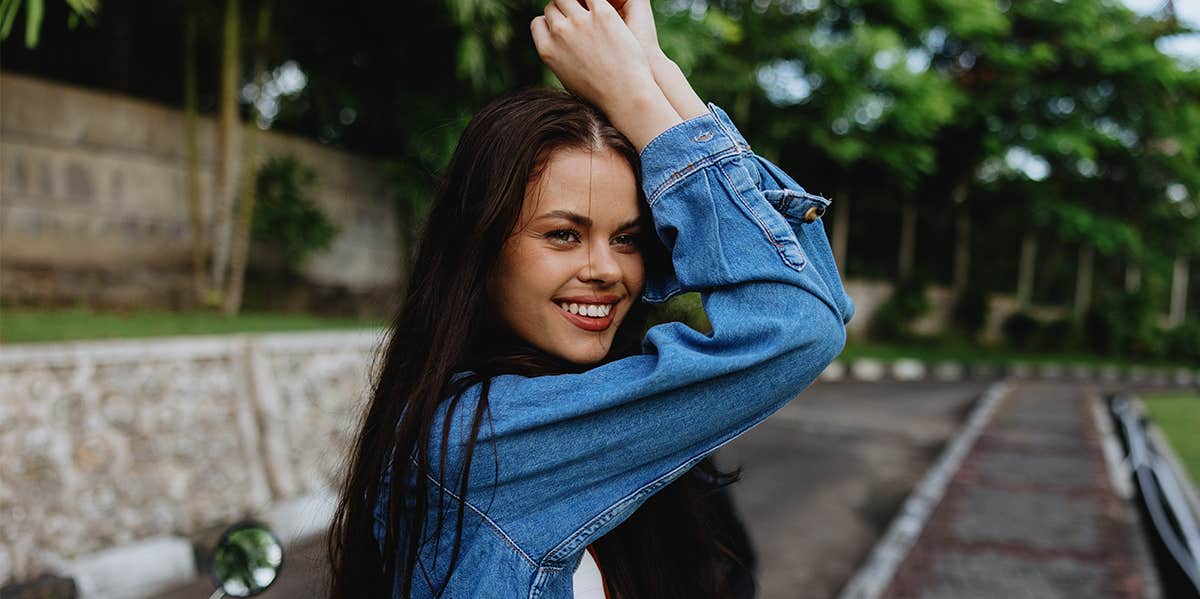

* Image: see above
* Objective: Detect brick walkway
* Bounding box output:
[884,384,1161,599]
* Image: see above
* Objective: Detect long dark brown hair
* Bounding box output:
[326,87,756,598]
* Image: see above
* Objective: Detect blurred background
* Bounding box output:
[0,0,1198,598]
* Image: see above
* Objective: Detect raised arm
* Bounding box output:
[615,0,711,120]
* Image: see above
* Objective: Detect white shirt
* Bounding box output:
[572,545,607,598]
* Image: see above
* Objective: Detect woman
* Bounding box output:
[326,0,854,597]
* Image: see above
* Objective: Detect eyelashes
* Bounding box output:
[545,228,641,249]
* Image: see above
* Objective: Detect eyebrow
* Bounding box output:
[534,209,641,231]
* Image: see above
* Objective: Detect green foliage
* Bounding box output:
[1082,289,1162,358]
[951,283,989,341]
[645,292,711,336]
[1164,319,1200,363]
[252,155,339,268]
[1002,311,1076,353]
[868,276,931,342]
[1001,311,1040,350]
[0,0,96,47]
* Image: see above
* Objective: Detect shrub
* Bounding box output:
[252,155,340,268]
[1165,320,1200,363]
[868,276,931,342]
[1083,289,1159,358]
[1002,311,1040,350]
[952,283,990,341]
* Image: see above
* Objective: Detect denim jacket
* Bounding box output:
[375,102,855,598]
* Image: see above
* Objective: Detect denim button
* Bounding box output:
[802,205,824,223]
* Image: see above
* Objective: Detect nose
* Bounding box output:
[578,243,622,287]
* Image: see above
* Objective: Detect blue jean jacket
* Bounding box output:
[375,102,855,598]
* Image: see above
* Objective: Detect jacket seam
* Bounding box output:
[636,111,720,164]
[411,457,539,569]
[541,397,787,566]
[646,146,741,207]
[716,157,808,272]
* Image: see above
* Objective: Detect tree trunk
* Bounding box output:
[952,183,970,293]
[1125,262,1142,293]
[832,183,850,276]
[1073,245,1094,322]
[1016,232,1037,309]
[223,0,273,316]
[184,7,207,305]
[897,197,916,281]
[209,0,241,303]
[1169,256,1189,327]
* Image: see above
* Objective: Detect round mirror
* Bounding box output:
[211,522,284,597]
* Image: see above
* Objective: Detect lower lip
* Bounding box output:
[556,304,615,332]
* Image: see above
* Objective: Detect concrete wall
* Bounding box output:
[842,280,1068,343]
[0,330,384,592]
[0,71,401,309]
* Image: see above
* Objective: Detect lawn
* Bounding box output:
[0,308,385,344]
[1141,392,1200,486]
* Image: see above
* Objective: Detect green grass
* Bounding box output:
[0,308,385,344]
[1141,392,1200,486]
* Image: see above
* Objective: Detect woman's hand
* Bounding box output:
[531,0,682,151]
[612,0,711,120]
[612,0,665,63]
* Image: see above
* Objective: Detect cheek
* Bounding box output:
[623,253,646,293]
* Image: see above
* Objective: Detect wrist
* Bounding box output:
[606,88,683,153]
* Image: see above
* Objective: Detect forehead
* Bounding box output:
[522,146,639,224]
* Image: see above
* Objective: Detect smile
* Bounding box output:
[554,301,617,332]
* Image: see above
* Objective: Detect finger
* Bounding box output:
[531,16,551,52]
[581,0,619,17]
[543,1,567,31]
[553,0,587,20]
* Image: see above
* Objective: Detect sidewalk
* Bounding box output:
[882,384,1161,598]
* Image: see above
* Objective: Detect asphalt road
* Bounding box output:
[157,381,986,599]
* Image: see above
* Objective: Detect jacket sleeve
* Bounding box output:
[427,104,852,567]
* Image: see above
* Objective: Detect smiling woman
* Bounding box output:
[488,146,647,364]
[326,1,853,598]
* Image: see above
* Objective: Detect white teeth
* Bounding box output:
[557,301,615,318]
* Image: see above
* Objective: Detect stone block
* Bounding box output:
[892,359,926,381]
[819,360,846,382]
[932,362,963,382]
[850,359,886,382]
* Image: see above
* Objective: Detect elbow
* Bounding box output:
[785,304,847,391]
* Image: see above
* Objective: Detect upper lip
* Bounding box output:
[554,295,622,304]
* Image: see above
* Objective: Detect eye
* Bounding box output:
[546,229,581,245]
[613,233,641,249]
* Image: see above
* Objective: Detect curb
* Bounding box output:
[819,357,1200,389]
[836,382,1010,599]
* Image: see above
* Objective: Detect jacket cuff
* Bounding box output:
[637,110,741,206]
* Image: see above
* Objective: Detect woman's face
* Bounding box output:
[488,146,646,365]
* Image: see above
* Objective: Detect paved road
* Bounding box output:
[883,384,1161,599]
[157,381,985,599]
[717,381,985,599]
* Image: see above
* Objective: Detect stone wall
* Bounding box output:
[0,330,385,591]
[842,280,1068,342]
[0,71,402,311]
